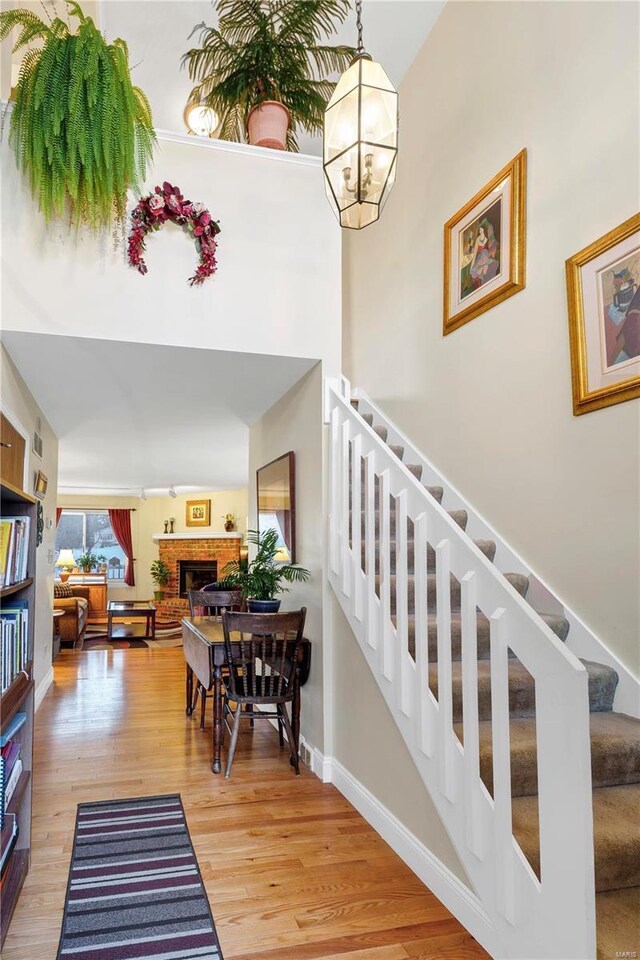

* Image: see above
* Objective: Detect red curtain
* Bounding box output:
[56,508,62,526]
[109,509,135,586]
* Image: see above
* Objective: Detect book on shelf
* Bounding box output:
[1,600,30,693]
[1,741,20,778]
[0,757,3,831]
[0,814,18,877]
[0,713,26,749]
[4,758,22,811]
[0,516,30,588]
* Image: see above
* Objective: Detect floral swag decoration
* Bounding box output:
[127,182,221,285]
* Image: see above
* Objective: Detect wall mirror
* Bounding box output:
[257,451,296,563]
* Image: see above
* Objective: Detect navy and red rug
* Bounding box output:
[56,794,223,960]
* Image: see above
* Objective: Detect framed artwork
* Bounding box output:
[257,451,295,564]
[566,212,640,415]
[33,469,48,499]
[444,149,527,335]
[185,499,211,527]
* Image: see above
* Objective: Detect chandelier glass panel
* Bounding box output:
[323,24,398,231]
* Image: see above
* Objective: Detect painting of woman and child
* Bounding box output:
[459,198,502,301]
[443,150,526,335]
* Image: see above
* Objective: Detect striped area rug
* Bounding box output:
[57,794,223,960]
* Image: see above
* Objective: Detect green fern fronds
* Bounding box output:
[0,1,156,229]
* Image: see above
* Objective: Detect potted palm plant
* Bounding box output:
[182,0,355,151]
[77,552,99,573]
[150,560,171,601]
[222,529,309,612]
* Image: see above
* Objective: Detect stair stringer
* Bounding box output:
[325,376,596,960]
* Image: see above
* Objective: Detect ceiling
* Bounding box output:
[100,0,445,155]
[2,333,316,495]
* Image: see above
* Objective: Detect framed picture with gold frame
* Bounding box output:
[566,212,640,416]
[185,499,211,527]
[444,149,527,335]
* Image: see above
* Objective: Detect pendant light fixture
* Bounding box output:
[323,0,399,230]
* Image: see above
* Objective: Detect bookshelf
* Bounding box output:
[0,479,36,947]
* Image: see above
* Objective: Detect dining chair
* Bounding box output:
[187,588,243,729]
[220,607,306,778]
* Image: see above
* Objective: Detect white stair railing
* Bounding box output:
[325,376,596,960]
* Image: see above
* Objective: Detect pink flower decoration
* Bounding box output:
[127,184,220,286]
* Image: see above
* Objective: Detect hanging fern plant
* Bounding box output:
[0,1,155,229]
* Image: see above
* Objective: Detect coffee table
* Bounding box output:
[107,601,156,640]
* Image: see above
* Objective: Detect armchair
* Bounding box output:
[54,585,90,650]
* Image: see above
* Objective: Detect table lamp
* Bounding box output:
[56,549,76,582]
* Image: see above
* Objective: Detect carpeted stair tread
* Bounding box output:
[428,659,618,721]
[358,507,467,537]
[406,463,422,480]
[453,712,640,797]
[362,537,495,574]
[512,784,640,892]
[374,424,388,442]
[389,443,405,460]
[378,570,528,614]
[396,610,570,661]
[596,887,640,960]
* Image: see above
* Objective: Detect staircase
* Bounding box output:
[325,377,640,960]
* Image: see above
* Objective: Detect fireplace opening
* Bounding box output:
[179,560,218,598]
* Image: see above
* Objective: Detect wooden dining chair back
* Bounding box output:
[186,588,242,729]
[220,607,306,778]
[188,588,243,619]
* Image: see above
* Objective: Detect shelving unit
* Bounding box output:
[1,479,36,947]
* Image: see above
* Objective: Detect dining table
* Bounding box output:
[181,616,312,774]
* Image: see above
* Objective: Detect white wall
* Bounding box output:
[248,365,328,751]
[57,488,248,603]
[1,346,58,697]
[1,132,341,365]
[344,0,640,678]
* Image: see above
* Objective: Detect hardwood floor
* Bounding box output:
[3,648,489,960]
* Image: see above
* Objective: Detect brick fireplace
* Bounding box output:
[153,533,242,620]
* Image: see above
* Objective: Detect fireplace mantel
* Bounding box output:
[152,532,242,542]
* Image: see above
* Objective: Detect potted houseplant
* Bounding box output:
[0,1,155,229]
[223,513,236,532]
[96,555,108,574]
[222,528,309,613]
[182,0,354,151]
[77,552,99,573]
[150,559,170,601]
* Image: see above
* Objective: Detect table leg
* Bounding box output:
[212,665,223,774]
[107,613,113,641]
[186,664,194,716]
[151,612,156,640]
[290,670,301,767]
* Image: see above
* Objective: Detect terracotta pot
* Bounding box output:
[59,571,70,582]
[247,101,290,150]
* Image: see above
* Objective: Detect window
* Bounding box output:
[55,510,126,581]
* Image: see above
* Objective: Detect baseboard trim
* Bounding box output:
[34,666,54,711]
[309,748,500,958]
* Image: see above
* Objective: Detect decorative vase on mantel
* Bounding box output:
[224,520,235,532]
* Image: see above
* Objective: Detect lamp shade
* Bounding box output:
[56,549,76,570]
[323,55,398,230]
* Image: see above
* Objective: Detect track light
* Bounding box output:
[169,486,177,499]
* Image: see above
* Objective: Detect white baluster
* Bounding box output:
[395,489,411,717]
[435,539,455,802]
[490,608,516,925]
[364,452,377,650]
[414,512,432,757]
[461,571,482,859]
[340,420,351,597]
[379,469,393,682]
[329,406,340,575]
[352,433,363,622]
